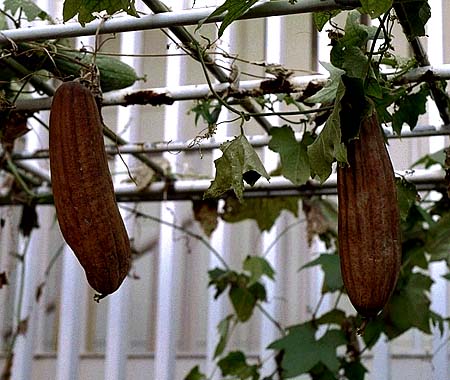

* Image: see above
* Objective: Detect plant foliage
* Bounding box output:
[0,2,449,380]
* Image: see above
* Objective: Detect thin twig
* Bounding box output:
[263,218,305,258]
[120,205,230,270]
[257,303,285,334]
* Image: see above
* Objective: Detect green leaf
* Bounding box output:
[395,177,418,222]
[425,213,450,263]
[189,99,221,127]
[268,126,312,185]
[208,268,235,299]
[383,272,433,337]
[315,309,347,326]
[412,149,446,169]
[221,196,298,232]
[300,254,343,293]
[4,0,49,21]
[342,360,368,380]
[243,256,275,286]
[62,0,81,21]
[309,363,338,380]
[330,11,375,79]
[362,317,384,348]
[184,366,207,380]
[205,134,270,202]
[229,286,257,322]
[307,80,347,182]
[269,323,347,377]
[393,0,431,41]
[430,310,446,337]
[392,84,429,134]
[313,10,341,32]
[372,86,405,126]
[201,0,259,37]
[305,62,345,104]
[214,315,235,359]
[218,351,259,380]
[63,0,138,25]
[360,0,393,18]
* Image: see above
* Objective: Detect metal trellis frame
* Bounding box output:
[0,1,360,44]
[0,0,449,205]
[13,65,450,112]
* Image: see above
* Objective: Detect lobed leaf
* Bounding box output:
[300,253,343,293]
[63,0,138,25]
[5,0,49,21]
[200,0,259,37]
[307,79,347,182]
[205,134,269,202]
[243,256,275,286]
[269,322,346,377]
[268,126,313,185]
[184,366,207,380]
[359,0,393,19]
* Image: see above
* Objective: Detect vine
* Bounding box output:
[0,1,449,380]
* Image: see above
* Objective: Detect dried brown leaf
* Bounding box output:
[0,272,7,288]
[193,199,219,237]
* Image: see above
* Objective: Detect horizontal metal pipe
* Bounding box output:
[392,65,450,84]
[0,1,359,45]
[0,169,444,205]
[12,124,450,160]
[15,74,325,111]
[14,64,450,112]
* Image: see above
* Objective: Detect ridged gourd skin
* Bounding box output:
[49,81,131,296]
[337,111,401,317]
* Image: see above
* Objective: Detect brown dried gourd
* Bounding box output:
[337,111,401,318]
[49,81,131,297]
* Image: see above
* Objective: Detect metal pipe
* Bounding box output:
[14,73,326,111]
[393,65,450,84]
[0,1,359,45]
[0,169,442,205]
[142,0,274,132]
[14,64,450,112]
[11,123,450,160]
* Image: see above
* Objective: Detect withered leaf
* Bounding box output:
[0,272,8,288]
[16,317,29,336]
[19,203,39,237]
[193,199,219,237]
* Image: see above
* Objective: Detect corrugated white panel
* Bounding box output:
[11,206,53,380]
[205,19,234,378]
[427,2,450,380]
[103,26,144,380]
[153,1,189,379]
[259,14,284,378]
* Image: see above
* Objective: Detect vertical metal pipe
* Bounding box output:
[55,246,85,380]
[103,26,142,380]
[431,262,449,380]
[104,281,131,380]
[11,206,52,380]
[153,1,188,378]
[259,13,283,378]
[372,334,391,380]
